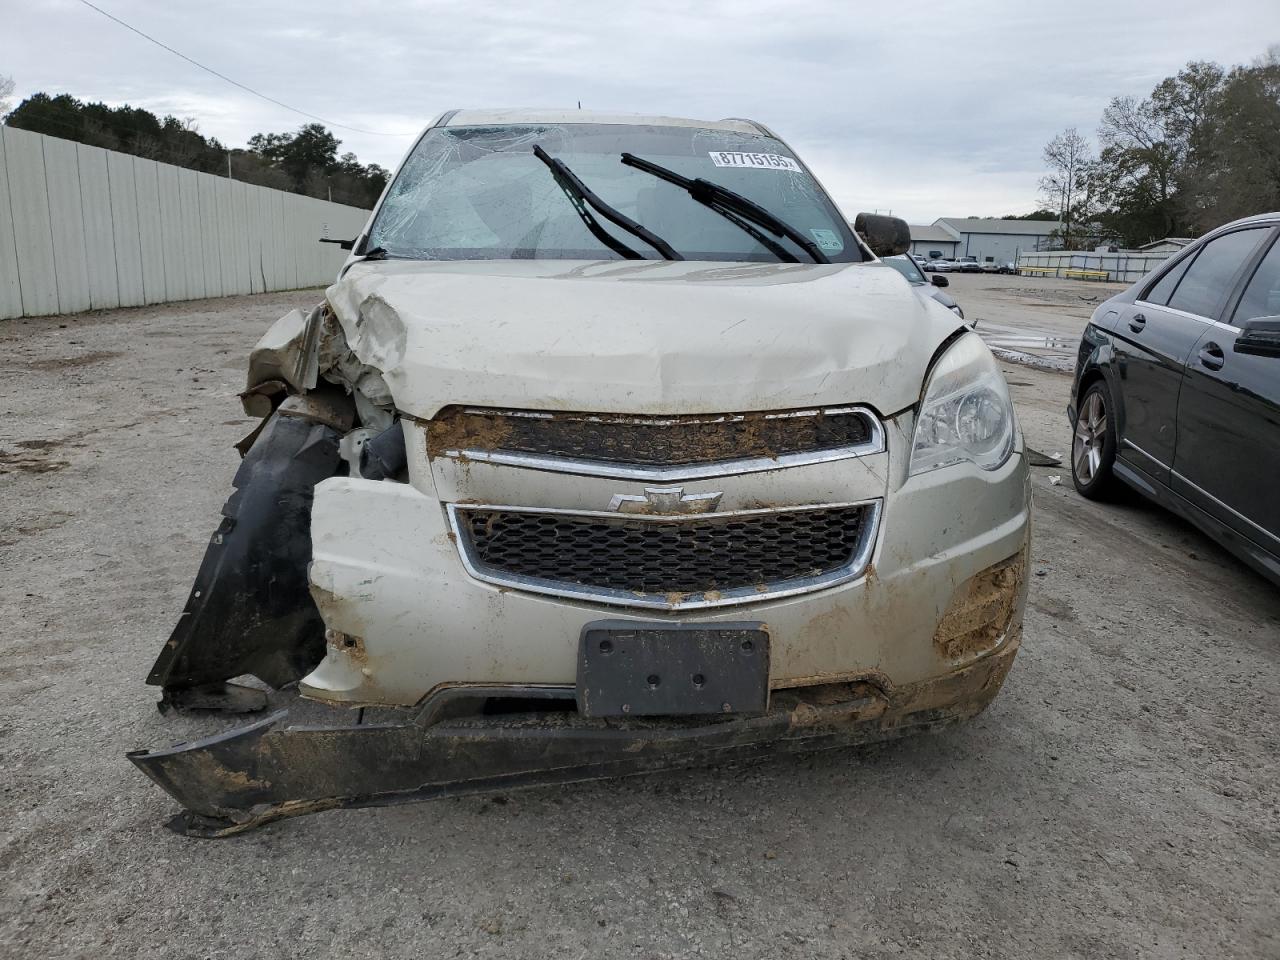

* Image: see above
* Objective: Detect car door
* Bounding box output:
[1113,227,1271,482]
[1173,226,1280,553]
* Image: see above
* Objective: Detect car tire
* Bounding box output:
[1071,380,1121,500]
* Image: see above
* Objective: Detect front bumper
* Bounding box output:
[132,410,1031,833]
[130,633,1019,837]
[300,433,1030,707]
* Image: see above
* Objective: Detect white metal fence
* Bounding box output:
[0,126,371,320]
[1016,249,1172,284]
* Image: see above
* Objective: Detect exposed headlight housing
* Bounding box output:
[909,333,1016,476]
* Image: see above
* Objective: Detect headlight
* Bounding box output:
[909,333,1015,476]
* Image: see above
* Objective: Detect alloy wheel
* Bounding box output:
[1073,390,1107,483]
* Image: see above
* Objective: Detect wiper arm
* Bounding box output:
[349,235,391,260]
[702,206,799,264]
[533,146,682,261]
[620,152,829,264]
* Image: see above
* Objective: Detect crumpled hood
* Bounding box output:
[325,258,964,420]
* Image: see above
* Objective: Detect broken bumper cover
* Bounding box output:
[301,442,1031,706]
[129,636,1017,837]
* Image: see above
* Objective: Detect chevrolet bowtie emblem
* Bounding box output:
[607,486,724,515]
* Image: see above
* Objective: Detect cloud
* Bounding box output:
[7,0,1278,221]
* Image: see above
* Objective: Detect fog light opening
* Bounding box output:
[933,552,1025,663]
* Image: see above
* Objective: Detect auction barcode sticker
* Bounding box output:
[708,151,802,172]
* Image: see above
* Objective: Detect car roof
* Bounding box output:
[1219,212,1280,228]
[440,108,768,136]
[1172,212,1280,250]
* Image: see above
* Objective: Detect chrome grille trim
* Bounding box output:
[446,500,882,611]
[431,405,886,482]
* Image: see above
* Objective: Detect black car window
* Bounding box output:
[1165,228,1268,319]
[1231,234,1280,326]
[883,255,924,283]
[1143,254,1194,306]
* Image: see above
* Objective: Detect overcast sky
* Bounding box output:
[4,0,1278,223]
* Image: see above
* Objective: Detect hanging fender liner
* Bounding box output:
[146,394,355,711]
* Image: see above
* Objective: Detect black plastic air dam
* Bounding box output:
[129,685,889,837]
[127,637,1020,837]
[146,412,343,698]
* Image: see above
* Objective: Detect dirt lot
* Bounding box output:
[2,285,1278,959]
[945,271,1130,370]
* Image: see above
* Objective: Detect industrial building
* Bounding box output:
[906,217,1063,263]
[904,223,962,260]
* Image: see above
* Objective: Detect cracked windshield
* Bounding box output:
[369,123,859,261]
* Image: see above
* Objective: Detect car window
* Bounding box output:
[1231,235,1280,325]
[1142,254,1193,305]
[883,255,924,283]
[1165,228,1268,319]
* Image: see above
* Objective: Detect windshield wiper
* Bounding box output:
[620,153,830,264]
[698,205,798,264]
[533,146,682,261]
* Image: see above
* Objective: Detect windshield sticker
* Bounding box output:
[810,228,843,252]
[708,151,802,173]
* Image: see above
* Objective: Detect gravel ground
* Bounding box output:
[2,288,1278,959]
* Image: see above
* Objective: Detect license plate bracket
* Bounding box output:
[576,620,770,718]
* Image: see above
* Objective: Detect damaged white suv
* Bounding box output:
[130,110,1031,836]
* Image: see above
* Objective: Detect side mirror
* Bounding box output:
[854,213,911,257]
[1235,315,1280,357]
[930,275,949,288]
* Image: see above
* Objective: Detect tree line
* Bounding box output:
[1040,48,1280,250]
[2,91,389,209]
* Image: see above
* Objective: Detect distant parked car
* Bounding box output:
[998,262,1018,275]
[1069,212,1280,586]
[957,256,982,273]
[980,260,1001,273]
[927,259,954,273]
[882,254,964,319]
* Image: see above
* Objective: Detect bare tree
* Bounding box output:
[1097,96,1178,226]
[0,74,14,118]
[1254,44,1280,69]
[1040,128,1094,250]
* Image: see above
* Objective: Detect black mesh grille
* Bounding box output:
[456,506,871,597]
[429,408,873,466]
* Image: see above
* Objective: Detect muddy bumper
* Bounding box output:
[129,636,1017,837]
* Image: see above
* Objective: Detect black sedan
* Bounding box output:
[1069,213,1280,585]
[882,254,964,319]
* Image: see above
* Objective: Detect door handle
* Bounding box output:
[1198,341,1225,371]
[1128,312,1146,333]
